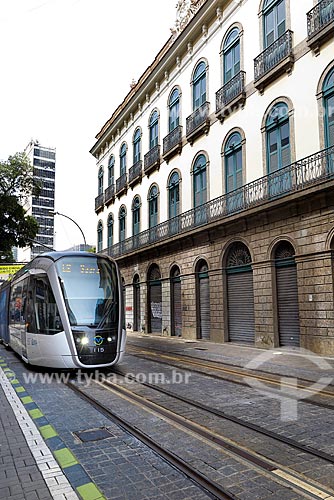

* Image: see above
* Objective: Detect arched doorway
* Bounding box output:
[226,242,255,343]
[133,275,140,332]
[148,265,162,333]
[196,260,210,339]
[171,266,182,337]
[275,241,300,347]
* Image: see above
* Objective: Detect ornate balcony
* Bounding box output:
[186,102,210,144]
[95,193,104,213]
[128,160,142,188]
[254,30,294,93]
[115,173,127,197]
[101,146,334,259]
[163,125,183,163]
[104,184,115,206]
[216,71,246,122]
[307,0,334,53]
[144,145,160,176]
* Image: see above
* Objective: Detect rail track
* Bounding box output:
[66,371,334,500]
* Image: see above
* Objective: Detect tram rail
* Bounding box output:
[66,372,334,500]
[127,345,334,409]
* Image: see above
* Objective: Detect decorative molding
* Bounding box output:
[171,0,206,40]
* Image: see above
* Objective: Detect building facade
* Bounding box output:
[90,0,334,354]
[17,140,56,261]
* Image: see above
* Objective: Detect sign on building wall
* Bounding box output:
[0,263,25,284]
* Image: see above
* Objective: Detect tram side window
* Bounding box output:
[10,279,28,329]
[31,277,63,335]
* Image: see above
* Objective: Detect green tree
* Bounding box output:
[0,153,41,255]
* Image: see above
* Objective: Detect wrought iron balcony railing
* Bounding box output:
[307,0,334,47]
[186,102,210,143]
[254,30,293,84]
[144,145,160,175]
[163,125,183,160]
[104,184,115,205]
[216,71,246,120]
[129,160,142,187]
[102,146,334,259]
[95,193,104,212]
[115,173,127,196]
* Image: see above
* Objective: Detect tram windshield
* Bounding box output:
[56,256,119,328]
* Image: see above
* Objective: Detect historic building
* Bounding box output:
[90,0,334,354]
[17,140,56,261]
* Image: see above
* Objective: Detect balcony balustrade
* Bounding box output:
[163,125,183,162]
[104,184,115,205]
[144,145,160,176]
[186,102,210,144]
[95,193,104,213]
[102,146,334,259]
[128,160,143,188]
[307,0,334,52]
[254,30,294,93]
[216,71,246,122]
[115,173,127,197]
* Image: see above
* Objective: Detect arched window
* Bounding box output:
[323,68,334,149]
[97,221,103,252]
[193,61,207,110]
[132,196,141,236]
[266,102,290,173]
[169,88,180,132]
[149,185,159,228]
[225,132,243,193]
[223,28,240,83]
[119,206,126,242]
[263,0,286,48]
[98,167,103,195]
[108,156,115,186]
[120,143,127,176]
[133,128,141,164]
[107,214,113,248]
[168,172,180,219]
[149,111,159,150]
[193,154,207,208]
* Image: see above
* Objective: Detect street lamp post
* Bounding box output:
[51,211,87,247]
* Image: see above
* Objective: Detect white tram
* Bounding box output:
[0,252,126,368]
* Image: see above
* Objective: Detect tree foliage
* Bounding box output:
[0,153,41,254]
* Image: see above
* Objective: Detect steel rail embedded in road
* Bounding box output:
[65,378,237,500]
[112,368,334,464]
[93,375,334,500]
[127,345,334,408]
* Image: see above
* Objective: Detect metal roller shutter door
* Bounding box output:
[199,276,210,339]
[276,265,300,347]
[172,280,182,337]
[133,284,140,331]
[149,283,162,333]
[227,271,255,343]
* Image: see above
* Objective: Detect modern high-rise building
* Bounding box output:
[91,0,334,354]
[17,140,56,262]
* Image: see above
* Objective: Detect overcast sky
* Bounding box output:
[0,0,176,251]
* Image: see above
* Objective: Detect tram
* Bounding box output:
[0,252,126,368]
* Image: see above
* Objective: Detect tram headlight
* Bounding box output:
[81,337,89,345]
